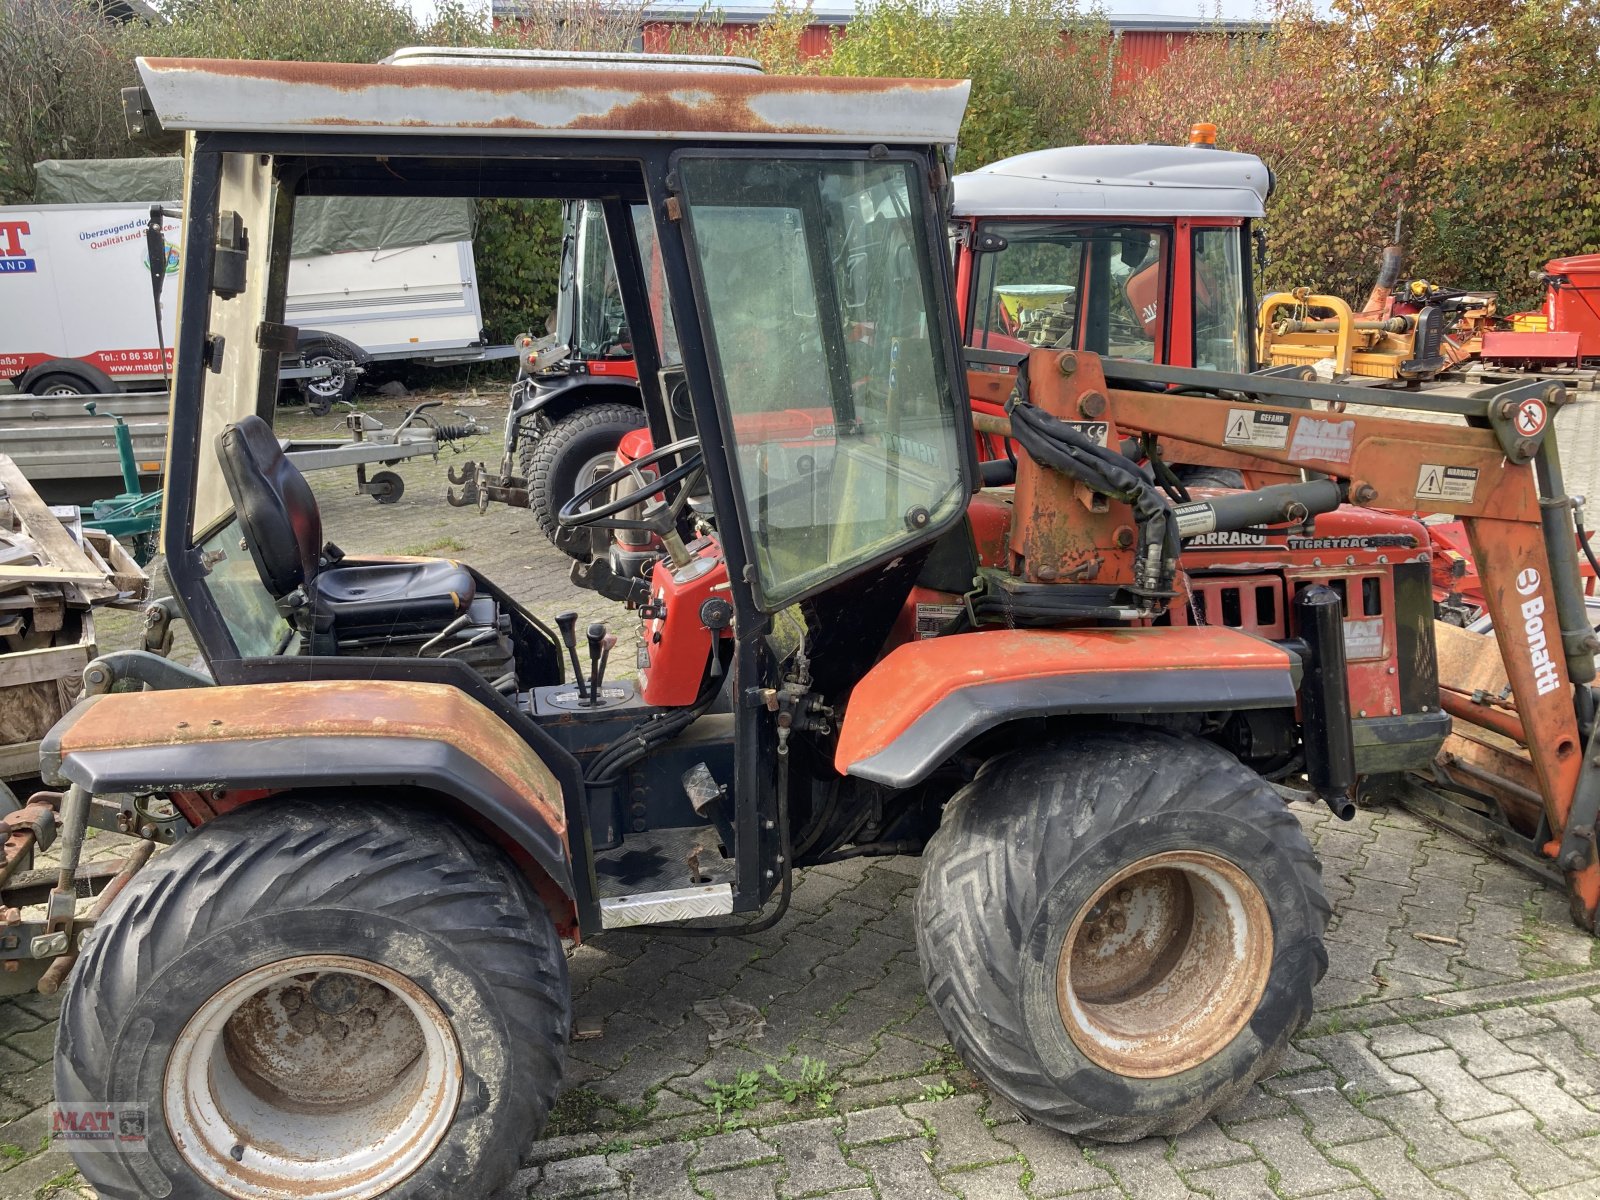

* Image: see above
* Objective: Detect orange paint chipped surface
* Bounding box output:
[836,626,1293,773]
[57,679,564,833]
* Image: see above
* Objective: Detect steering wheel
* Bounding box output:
[557,436,705,536]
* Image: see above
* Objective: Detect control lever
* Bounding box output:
[597,633,618,697]
[555,611,587,699]
[585,621,606,706]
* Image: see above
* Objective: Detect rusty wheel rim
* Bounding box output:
[164,954,462,1200]
[1055,850,1272,1079]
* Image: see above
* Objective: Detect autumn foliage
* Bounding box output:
[3,0,1596,326]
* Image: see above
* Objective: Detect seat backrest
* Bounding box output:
[216,414,322,599]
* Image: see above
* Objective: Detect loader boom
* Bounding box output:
[1016,350,1600,923]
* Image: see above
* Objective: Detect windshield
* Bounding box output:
[678,155,965,609]
[967,222,1169,362]
[569,201,629,359]
[1193,225,1250,372]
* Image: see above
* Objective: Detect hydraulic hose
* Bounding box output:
[1009,401,1178,599]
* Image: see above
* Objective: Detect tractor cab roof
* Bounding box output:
[133,56,970,144]
[952,143,1271,221]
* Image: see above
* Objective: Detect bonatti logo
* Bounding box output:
[1515,567,1563,695]
[0,220,37,273]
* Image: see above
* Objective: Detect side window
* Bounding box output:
[965,224,1168,362]
[968,236,1083,352]
[1083,228,1165,363]
[1193,226,1250,372]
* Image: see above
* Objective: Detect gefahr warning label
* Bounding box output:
[1224,408,1291,449]
[1416,463,1479,503]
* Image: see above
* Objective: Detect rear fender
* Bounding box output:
[42,679,575,930]
[835,626,1300,788]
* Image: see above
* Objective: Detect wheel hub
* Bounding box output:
[1055,850,1272,1078]
[164,954,462,1200]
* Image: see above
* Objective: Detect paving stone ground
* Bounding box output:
[3,390,1600,1199]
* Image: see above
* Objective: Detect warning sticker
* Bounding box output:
[1415,464,1479,503]
[1343,617,1386,660]
[1288,417,1356,465]
[914,603,963,639]
[1223,408,1291,449]
[1173,502,1216,538]
[1514,397,1548,436]
[1065,421,1110,447]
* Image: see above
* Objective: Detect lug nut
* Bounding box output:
[1117,888,1133,904]
[280,987,304,1013]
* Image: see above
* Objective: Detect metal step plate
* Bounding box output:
[599,883,734,930]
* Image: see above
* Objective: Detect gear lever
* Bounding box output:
[555,611,587,699]
[586,621,607,706]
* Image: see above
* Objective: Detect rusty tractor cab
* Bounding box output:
[446,49,759,545]
[21,48,1600,1200]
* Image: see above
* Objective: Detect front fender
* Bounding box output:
[42,679,572,909]
[835,627,1301,788]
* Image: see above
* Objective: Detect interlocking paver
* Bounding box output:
[1385,1048,1520,1121]
[1486,1069,1600,1139]
[696,1161,782,1200]
[906,1094,1015,1169]
[842,1104,921,1146]
[1183,1158,1280,1199]
[764,1117,865,1197]
[610,1143,698,1200]
[850,1138,952,1199]
[1224,1115,1360,1196]
[1303,1031,1425,1099]
[1325,1134,1460,1199]
[1091,1139,1206,1198]
[532,1154,624,1198]
[1459,1108,1595,1191]
[1364,1090,1495,1169]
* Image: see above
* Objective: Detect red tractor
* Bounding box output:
[17,48,1600,1200]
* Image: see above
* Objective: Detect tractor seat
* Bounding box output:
[216,414,474,640]
[312,560,474,634]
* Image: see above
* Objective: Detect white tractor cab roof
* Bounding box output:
[133,55,968,143]
[382,46,764,73]
[952,143,1272,221]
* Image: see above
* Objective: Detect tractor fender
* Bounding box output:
[835,626,1301,789]
[41,679,574,917]
[510,372,641,429]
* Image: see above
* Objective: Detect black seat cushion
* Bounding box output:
[312,559,475,636]
[217,414,476,641]
[217,414,321,599]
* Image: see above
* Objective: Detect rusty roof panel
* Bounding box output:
[135,57,970,144]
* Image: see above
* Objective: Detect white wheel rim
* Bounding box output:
[305,356,347,399]
[164,954,462,1200]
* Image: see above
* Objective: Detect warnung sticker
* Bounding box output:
[1415,464,1478,503]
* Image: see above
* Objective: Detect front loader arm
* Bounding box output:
[1049,351,1600,924]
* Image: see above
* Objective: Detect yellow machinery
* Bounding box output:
[1258,289,1425,380]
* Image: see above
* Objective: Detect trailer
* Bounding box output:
[0,158,513,409]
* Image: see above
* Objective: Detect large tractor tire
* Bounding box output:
[916,729,1328,1142]
[524,402,645,556]
[55,797,570,1199]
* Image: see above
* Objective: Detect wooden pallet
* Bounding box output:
[0,453,148,781]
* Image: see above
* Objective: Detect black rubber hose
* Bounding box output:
[1009,401,1178,597]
